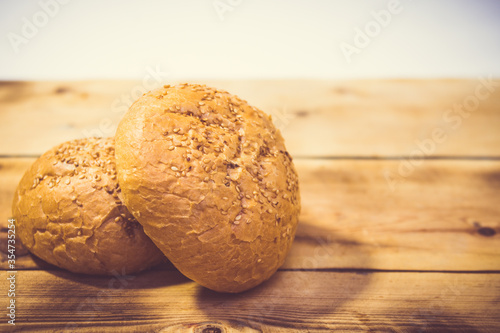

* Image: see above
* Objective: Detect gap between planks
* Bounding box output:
[3,264,500,274]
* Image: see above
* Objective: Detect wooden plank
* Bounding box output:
[287,158,500,271]
[2,158,499,271]
[1,80,499,157]
[0,270,498,332]
[0,158,32,228]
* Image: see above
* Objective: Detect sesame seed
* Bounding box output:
[267,208,273,213]
[235,215,242,221]
[198,101,205,106]
[173,128,180,133]
[168,146,175,151]
[65,178,71,185]
[222,197,228,200]
[115,216,122,222]
[257,259,262,263]
[245,194,251,199]
[171,166,179,171]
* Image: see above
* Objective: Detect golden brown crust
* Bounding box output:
[11,138,165,275]
[115,83,300,292]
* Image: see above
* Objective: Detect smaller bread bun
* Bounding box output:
[11,138,165,275]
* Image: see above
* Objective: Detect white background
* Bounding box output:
[1,0,499,80]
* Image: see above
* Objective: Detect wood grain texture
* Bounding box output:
[289,158,500,271]
[2,158,499,271]
[1,80,499,157]
[1,80,499,332]
[0,270,499,332]
[0,158,32,227]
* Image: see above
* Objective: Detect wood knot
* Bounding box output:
[293,110,309,117]
[477,227,496,237]
[194,324,224,333]
[159,321,259,333]
[54,87,70,94]
[201,328,222,333]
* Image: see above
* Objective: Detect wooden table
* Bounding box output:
[1,80,499,332]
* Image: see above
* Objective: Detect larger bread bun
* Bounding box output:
[12,138,165,275]
[115,83,300,292]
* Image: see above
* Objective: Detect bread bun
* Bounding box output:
[115,83,300,292]
[12,138,165,275]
